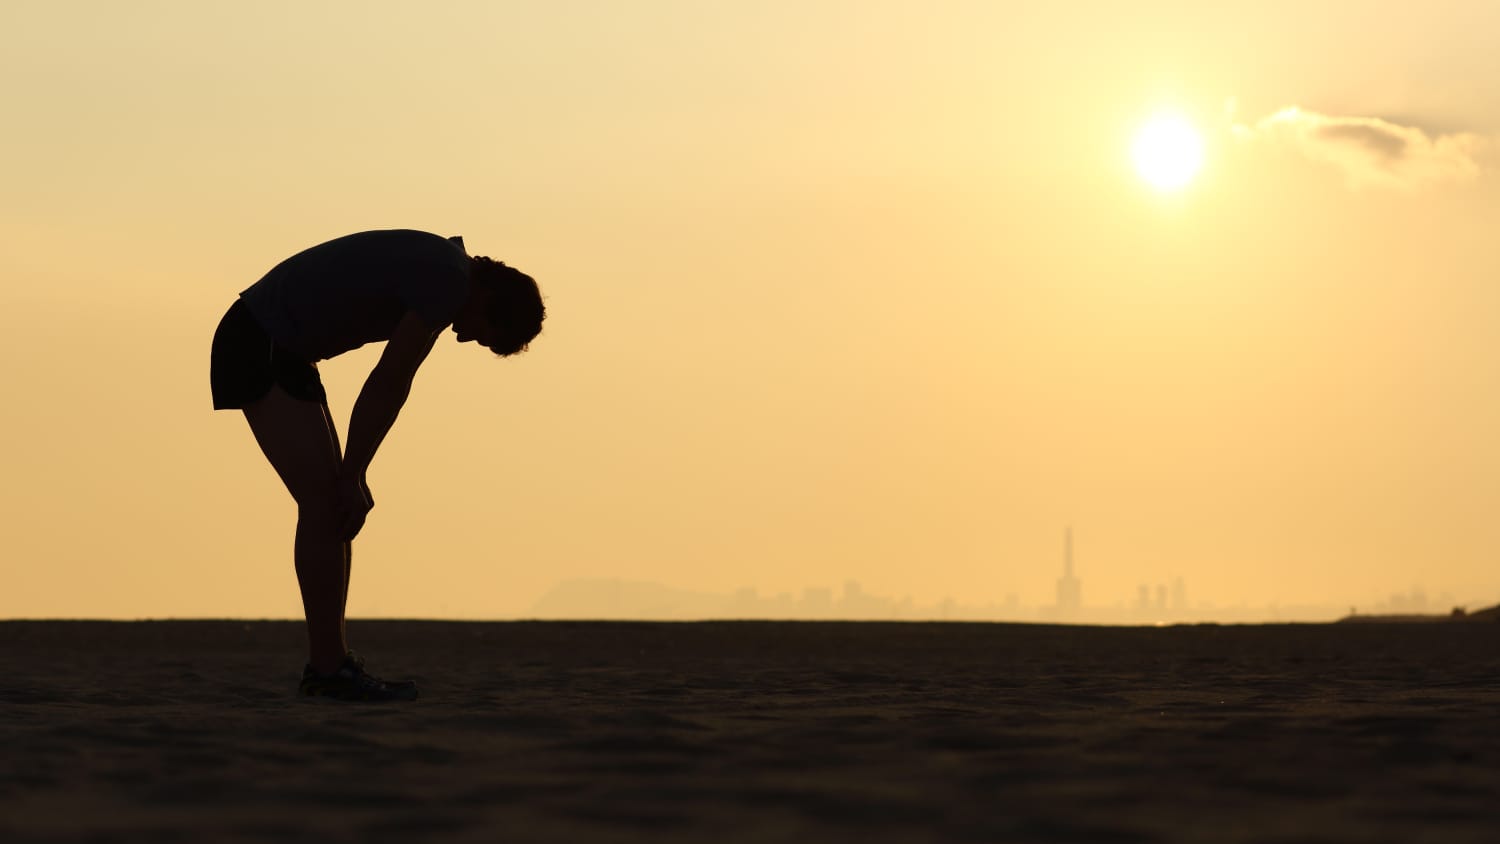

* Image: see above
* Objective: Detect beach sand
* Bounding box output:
[2,620,1498,843]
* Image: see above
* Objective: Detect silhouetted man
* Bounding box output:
[210,230,545,701]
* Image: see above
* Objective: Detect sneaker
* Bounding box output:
[299,652,419,702]
[343,650,418,693]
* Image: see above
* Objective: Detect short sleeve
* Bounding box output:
[405,237,471,329]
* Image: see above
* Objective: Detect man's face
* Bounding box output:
[452,285,494,346]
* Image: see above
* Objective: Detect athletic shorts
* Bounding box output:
[210,299,328,410]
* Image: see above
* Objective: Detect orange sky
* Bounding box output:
[3,1,1499,620]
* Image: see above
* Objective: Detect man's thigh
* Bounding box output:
[242,384,342,507]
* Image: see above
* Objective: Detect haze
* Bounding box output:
[3,1,1499,620]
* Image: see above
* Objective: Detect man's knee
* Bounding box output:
[294,490,342,529]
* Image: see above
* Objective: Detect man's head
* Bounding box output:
[456,256,545,356]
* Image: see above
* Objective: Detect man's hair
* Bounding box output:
[470,255,545,357]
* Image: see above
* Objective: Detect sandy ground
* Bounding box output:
[2,620,1499,843]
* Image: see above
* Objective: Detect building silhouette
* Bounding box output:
[1055,526,1081,613]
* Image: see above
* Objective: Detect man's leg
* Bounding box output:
[243,383,349,674]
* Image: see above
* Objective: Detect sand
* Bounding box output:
[2,619,1499,843]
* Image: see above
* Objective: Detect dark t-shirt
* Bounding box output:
[239,229,471,362]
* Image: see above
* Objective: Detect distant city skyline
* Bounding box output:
[519,528,1478,625]
[527,574,1468,625]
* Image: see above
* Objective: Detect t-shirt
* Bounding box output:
[239,229,471,362]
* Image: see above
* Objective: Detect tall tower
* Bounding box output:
[1055,526,1081,613]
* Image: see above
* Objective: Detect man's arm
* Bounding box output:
[337,311,443,539]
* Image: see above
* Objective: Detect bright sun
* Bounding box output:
[1132,113,1204,192]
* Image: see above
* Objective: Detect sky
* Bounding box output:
[3,1,1499,620]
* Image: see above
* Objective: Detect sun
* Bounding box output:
[1132,113,1204,192]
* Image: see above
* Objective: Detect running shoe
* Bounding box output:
[299,652,419,702]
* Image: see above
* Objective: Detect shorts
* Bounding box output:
[210,299,328,410]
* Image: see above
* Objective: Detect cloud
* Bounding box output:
[1233,107,1486,190]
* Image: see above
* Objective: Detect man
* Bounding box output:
[210,229,545,701]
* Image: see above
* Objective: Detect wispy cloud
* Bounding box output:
[1233,107,1487,190]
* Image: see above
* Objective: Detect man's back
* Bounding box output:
[239,229,471,362]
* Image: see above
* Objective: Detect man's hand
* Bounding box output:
[337,473,374,542]
[337,311,439,530]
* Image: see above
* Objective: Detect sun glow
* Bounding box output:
[1132,113,1204,192]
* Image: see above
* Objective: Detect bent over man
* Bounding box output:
[210,229,544,701]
